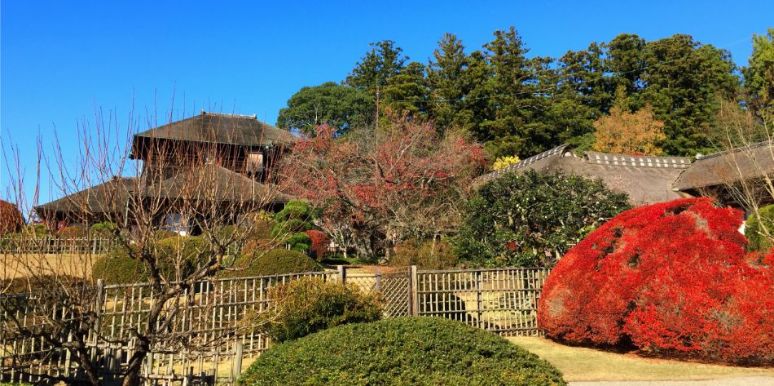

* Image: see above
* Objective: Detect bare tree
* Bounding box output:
[1,107,287,385]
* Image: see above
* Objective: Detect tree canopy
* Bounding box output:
[278,28,767,159]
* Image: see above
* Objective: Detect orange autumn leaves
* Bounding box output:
[593,103,666,156]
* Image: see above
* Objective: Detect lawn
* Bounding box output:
[509,336,774,382]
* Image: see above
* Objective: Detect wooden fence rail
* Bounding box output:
[0,266,549,385]
[0,237,115,254]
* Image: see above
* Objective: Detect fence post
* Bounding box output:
[90,279,105,362]
[475,271,483,329]
[374,268,382,292]
[337,265,346,285]
[231,341,243,382]
[409,265,418,316]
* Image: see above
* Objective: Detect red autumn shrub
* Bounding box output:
[538,198,774,365]
[305,230,329,261]
[0,199,23,235]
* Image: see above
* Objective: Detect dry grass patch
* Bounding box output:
[509,336,774,382]
[1,253,96,280]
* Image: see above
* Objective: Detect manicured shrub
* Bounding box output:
[89,221,117,238]
[305,229,329,261]
[746,204,774,251]
[390,238,458,269]
[92,246,147,284]
[455,171,630,267]
[155,236,207,280]
[219,249,322,278]
[58,225,88,238]
[240,317,566,386]
[538,198,774,365]
[252,277,381,342]
[0,200,23,235]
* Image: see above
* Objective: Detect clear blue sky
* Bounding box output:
[2,0,773,205]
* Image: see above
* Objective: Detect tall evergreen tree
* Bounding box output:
[478,27,543,158]
[345,40,408,92]
[743,28,774,125]
[428,33,470,132]
[381,62,431,120]
[639,34,739,155]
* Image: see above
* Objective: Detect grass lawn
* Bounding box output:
[509,336,774,382]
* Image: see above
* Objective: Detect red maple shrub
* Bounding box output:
[305,229,329,261]
[0,199,23,235]
[538,198,774,365]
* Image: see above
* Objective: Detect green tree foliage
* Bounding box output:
[455,171,630,267]
[743,28,774,125]
[427,33,475,133]
[638,34,739,155]
[271,200,317,252]
[345,40,407,92]
[239,317,566,386]
[281,29,747,159]
[746,204,774,252]
[381,62,430,120]
[276,82,373,135]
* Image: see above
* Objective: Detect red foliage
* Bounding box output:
[278,120,486,257]
[305,229,329,261]
[538,198,774,365]
[0,199,23,235]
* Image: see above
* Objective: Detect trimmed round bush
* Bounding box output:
[240,317,566,386]
[746,204,774,251]
[253,277,381,342]
[220,249,322,278]
[155,236,207,280]
[538,198,774,365]
[92,246,147,284]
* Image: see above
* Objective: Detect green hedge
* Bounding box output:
[240,317,566,385]
[252,277,381,342]
[92,245,147,284]
[220,249,322,278]
[746,205,774,251]
[92,236,206,284]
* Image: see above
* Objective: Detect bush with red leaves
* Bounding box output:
[0,199,23,235]
[537,198,773,365]
[305,229,329,261]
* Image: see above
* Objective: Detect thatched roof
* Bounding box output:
[145,164,289,204]
[673,141,774,191]
[34,177,136,218]
[35,166,288,218]
[131,111,296,157]
[475,145,691,205]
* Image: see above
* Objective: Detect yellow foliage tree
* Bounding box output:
[492,155,521,171]
[592,102,666,155]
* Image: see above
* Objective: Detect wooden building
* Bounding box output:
[35,111,294,232]
[476,141,774,210]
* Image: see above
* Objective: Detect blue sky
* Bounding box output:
[2,0,773,204]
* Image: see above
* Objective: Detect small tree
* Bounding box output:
[278,118,486,261]
[0,108,286,386]
[592,87,666,155]
[455,170,630,267]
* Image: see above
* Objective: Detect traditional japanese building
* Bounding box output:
[475,141,774,210]
[35,111,295,232]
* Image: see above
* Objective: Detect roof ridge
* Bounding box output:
[201,110,259,119]
[695,140,774,161]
